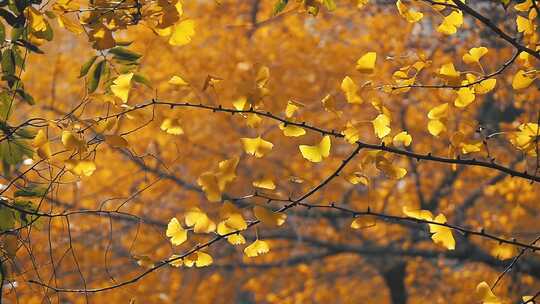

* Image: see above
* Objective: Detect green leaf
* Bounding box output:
[273,0,288,15]
[33,19,53,41]
[10,26,23,41]
[14,127,34,139]
[132,73,152,88]
[0,137,33,165]
[88,59,105,93]
[0,205,15,231]
[0,91,12,120]
[0,21,5,42]
[12,46,25,70]
[14,186,48,198]
[109,47,142,61]
[323,0,336,11]
[79,55,98,78]
[16,88,34,105]
[17,39,44,54]
[1,48,15,75]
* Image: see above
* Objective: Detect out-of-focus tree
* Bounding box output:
[0,0,539,303]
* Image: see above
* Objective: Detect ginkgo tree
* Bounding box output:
[0,0,539,303]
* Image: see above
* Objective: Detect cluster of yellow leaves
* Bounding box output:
[403,206,455,250]
[241,137,274,158]
[165,203,285,263]
[279,100,306,137]
[513,1,538,90]
[217,202,248,245]
[33,130,52,159]
[450,131,482,156]
[197,157,239,202]
[360,151,407,179]
[437,10,463,35]
[396,0,423,23]
[427,103,448,137]
[389,54,430,94]
[510,123,539,156]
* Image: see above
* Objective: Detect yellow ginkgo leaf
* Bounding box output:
[57,14,83,34]
[65,159,96,176]
[110,73,133,103]
[25,7,47,32]
[321,94,341,115]
[396,0,423,23]
[253,206,286,227]
[168,75,189,86]
[241,136,273,158]
[468,76,496,95]
[372,114,391,139]
[184,251,213,267]
[285,100,304,118]
[33,129,52,159]
[227,234,246,245]
[168,254,183,267]
[169,19,195,46]
[403,207,455,250]
[279,124,306,137]
[392,131,412,147]
[515,0,532,11]
[341,76,363,104]
[476,282,500,304]
[217,221,247,245]
[462,47,488,64]
[437,10,463,35]
[375,153,407,179]
[224,213,247,231]
[403,206,433,221]
[299,135,331,162]
[357,0,369,8]
[491,243,517,260]
[460,142,482,154]
[428,103,449,120]
[166,217,187,245]
[160,118,184,135]
[220,201,241,218]
[428,119,446,136]
[438,63,460,84]
[522,296,534,303]
[134,255,155,268]
[346,172,369,186]
[256,66,270,88]
[428,214,455,250]
[356,52,377,74]
[343,121,362,144]
[62,130,87,152]
[454,87,475,108]
[512,70,536,90]
[198,172,221,202]
[95,118,117,134]
[104,135,129,148]
[216,157,239,190]
[246,114,262,128]
[253,176,276,190]
[244,239,270,257]
[233,96,249,111]
[516,15,534,35]
[185,208,216,233]
[350,217,376,229]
